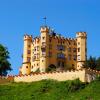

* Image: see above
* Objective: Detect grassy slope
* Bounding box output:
[0,79,100,100]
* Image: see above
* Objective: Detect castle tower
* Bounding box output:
[76,32,87,69]
[40,26,49,72]
[21,34,32,75]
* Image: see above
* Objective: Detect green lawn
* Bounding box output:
[0,78,100,100]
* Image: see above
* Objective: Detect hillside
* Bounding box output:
[0,79,100,100]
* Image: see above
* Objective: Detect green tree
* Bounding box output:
[96,57,100,70]
[0,44,12,76]
[84,56,97,69]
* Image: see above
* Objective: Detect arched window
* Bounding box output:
[26,66,28,68]
[31,66,33,68]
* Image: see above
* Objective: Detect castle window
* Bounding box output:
[31,66,33,68]
[42,37,45,40]
[26,66,28,68]
[68,48,71,52]
[49,44,52,49]
[77,55,80,60]
[42,42,46,46]
[37,39,39,43]
[69,42,71,45]
[72,64,74,67]
[57,53,65,59]
[37,63,39,66]
[68,55,71,60]
[28,45,31,48]
[78,48,80,52]
[74,42,76,45]
[37,46,39,51]
[73,55,77,61]
[42,60,44,62]
[78,42,80,45]
[34,47,36,51]
[27,57,30,62]
[42,48,46,52]
[27,50,31,54]
[62,62,64,67]
[57,45,65,51]
[42,51,46,56]
[73,48,76,52]
[37,53,39,59]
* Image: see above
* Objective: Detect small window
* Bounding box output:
[37,63,39,66]
[28,45,31,48]
[31,66,33,68]
[68,55,71,60]
[78,42,80,45]
[73,55,77,61]
[27,50,31,54]
[37,46,39,51]
[42,42,46,46]
[72,64,74,67]
[26,66,28,68]
[49,44,52,49]
[34,47,36,51]
[69,42,71,45]
[27,57,30,62]
[77,55,80,60]
[37,53,39,59]
[73,48,76,52]
[68,48,71,52]
[42,48,46,52]
[42,60,44,62]
[42,37,45,40]
[78,48,80,52]
[62,62,64,67]
[74,42,76,45]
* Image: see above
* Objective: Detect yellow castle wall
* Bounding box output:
[15,69,86,82]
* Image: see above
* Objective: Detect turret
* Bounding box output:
[21,34,32,75]
[40,26,49,72]
[76,32,87,69]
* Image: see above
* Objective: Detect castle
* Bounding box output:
[20,25,87,75]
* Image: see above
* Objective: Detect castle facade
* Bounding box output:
[20,26,87,75]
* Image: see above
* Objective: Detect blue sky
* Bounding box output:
[0,0,100,75]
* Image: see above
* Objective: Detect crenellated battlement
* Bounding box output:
[13,69,82,82]
[76,32,87,38]
[40,26,49,33]
[14,69,100,83]
[24,34,32,40]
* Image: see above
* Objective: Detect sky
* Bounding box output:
[0,0,100,75]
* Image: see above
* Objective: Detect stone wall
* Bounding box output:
[14,69,86,82]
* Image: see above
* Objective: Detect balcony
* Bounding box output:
[57,53,66,60]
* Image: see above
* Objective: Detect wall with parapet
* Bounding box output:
[14,69,86,82]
